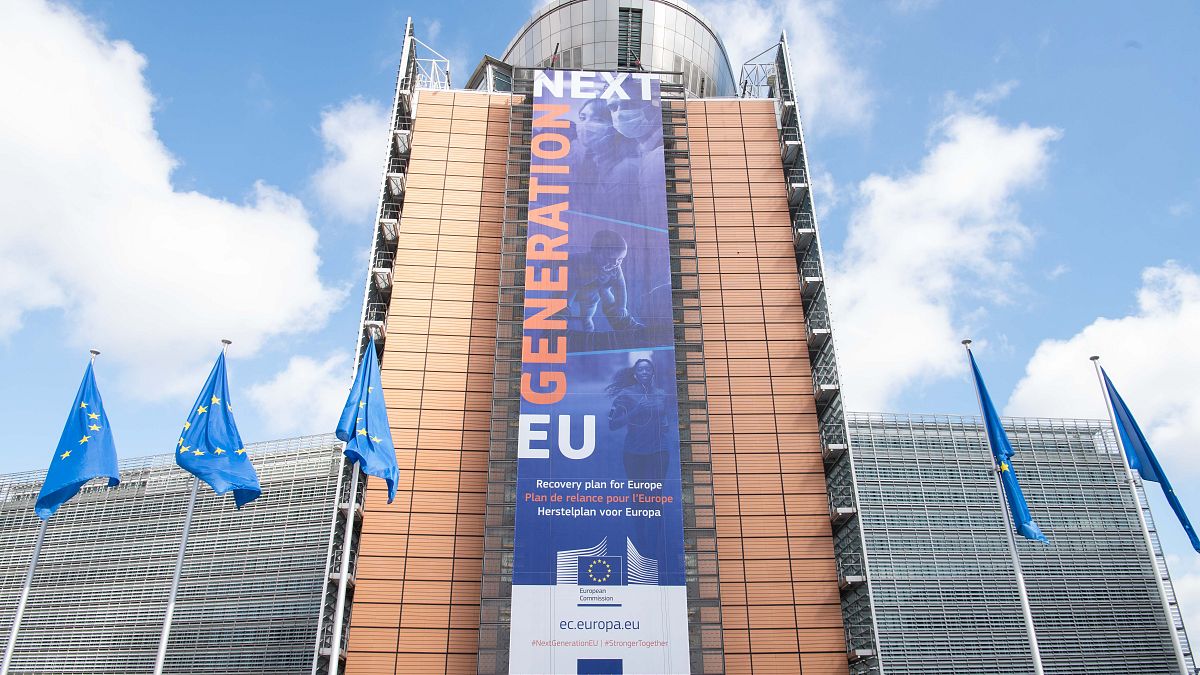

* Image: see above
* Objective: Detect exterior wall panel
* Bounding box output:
[0,436,343,674]
[348,89,509,675]
[689,99,849,674]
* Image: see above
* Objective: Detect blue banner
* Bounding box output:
[508,70,690,674]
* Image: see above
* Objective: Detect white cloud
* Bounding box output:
[695,0,872,134]
[810,167,841,220]
[941,80,1020,116]
[827,111,1060,410]
[887,0,940,11]
[1168,201,1193,218]
[247,352,353,435]
[1046,263,1070,280]
[423,18,442,42]
[971,79,1019,107]
[311,97,391,222]
[0,0,343,395]
[1007,262,1200,473]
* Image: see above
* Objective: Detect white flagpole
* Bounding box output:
[154,339,229,674]
[1,520,47,675]
[1090,355,1189,674]
[154,476,198,675]
[2,348,100,675]
[963,340,1045,675]
[326,461,361,675]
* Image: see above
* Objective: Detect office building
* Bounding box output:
[317,1,1197,673]
[333,0,855,672]
[1,2,1191,674]
[846,413,1194,674]
[0,435,345,674]
[0,415,1189,673]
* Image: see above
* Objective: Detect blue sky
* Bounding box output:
[2,0,1199,624]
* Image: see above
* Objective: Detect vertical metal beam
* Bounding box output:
[310,451,349,675]
[326,464,361,675]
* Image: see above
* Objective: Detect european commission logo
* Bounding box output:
[577,556,624,585]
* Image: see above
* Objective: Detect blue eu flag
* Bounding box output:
[176,351,260,507]
[578,556,624,585]
[35,360,120,519]
[1103,367,1200,552]
[969,350,1049,543]
[336,337,398,502]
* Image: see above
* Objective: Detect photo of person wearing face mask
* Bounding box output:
[607,97,665,189]
[571,229,645,333]
[576,99,638,196]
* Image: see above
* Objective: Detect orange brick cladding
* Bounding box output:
[689,99,848,675]
[347,92,847,674]
[347,90,507,675]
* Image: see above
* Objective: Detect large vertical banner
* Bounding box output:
[508,70,690,675]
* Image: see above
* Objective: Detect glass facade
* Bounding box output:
[0,435,343,674]
[502,0,737,97]
[847,413,1195,674]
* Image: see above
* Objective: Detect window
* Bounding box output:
[618,7,642,69]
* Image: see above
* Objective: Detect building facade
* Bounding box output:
[323,4,1197,673]
[0,435,345,674]
[2,4,1191,675]
[846,413,1194,675]
[331,3,870,673]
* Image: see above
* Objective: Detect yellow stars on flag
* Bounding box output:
[197,405,208,415]
[235,448,246,455]
[78,435,91,444]
[192,449,205,456]
[180,445,190,454]
[79,402,87,409]
[183,420,191,430]
[178,437,185,447]
[211,395,221,405]
[358,401,366,409]
[357,429,368,436]
[370,436,382,444]
[214,448,226,455]
[60,450,71,459]
[88,424,101,432]
[87,412,99,420]
[999,462,1010,472]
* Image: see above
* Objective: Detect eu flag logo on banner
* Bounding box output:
[336,337,399,502]
[35,360,120,519]
[578,556,624,585]
[969,350,1048,543]
[176,351,260,507]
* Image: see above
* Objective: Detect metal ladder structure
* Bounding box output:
[477,65,535,675]
[310,18,423,675]
[740,33,885,674]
